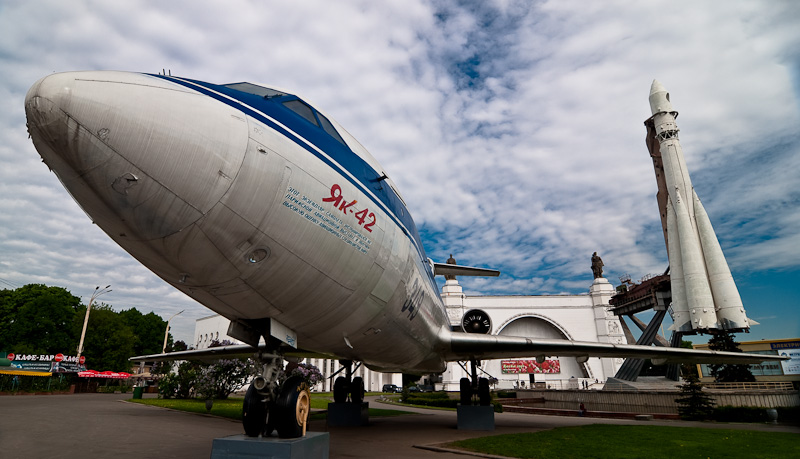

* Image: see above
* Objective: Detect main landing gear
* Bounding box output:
[242,352,311,438]
[332,360,365,404]
[460,359,491,406]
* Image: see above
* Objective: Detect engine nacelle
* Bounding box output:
[461,309,492,334]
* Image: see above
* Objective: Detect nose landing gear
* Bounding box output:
[242,352,311,438]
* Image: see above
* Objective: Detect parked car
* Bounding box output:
[382,384,401,393]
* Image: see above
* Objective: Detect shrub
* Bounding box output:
[712,406,768,423]
[713,405,800,424]
[284,362,323,388]
[405,392,459,408]
[97,385,130,393]
[0,374,73,393]
[195,358,253,400]
[777,406,800,424]
[158,361,198,399]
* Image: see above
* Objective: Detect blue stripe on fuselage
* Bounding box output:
[147,74,433,280]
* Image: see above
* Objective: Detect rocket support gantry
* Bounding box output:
[645,80,755,333]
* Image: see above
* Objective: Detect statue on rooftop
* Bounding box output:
[591,252,604,279]
[445,254,457,280]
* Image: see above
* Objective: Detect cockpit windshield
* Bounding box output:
[223,82,347,147]
[223,82,287,99]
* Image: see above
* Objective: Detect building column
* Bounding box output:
[590,277,625,380]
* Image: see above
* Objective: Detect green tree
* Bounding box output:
[707,331,756,383]
[119,308,168,356]
[75,303,135,372]
[676,364,715,420]
[170,340,188,352]
[0,284,81,354]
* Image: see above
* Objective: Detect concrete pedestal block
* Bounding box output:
[210,432,329,459]
[457,404,495,431]
[327,402,369,427]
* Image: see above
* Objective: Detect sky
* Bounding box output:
[1,0,798,346]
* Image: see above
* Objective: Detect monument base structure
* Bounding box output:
[327,402,369,427]
[457,404,495,430]
[210,432,329,459]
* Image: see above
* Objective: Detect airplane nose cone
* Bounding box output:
[25,73,69,127]
[25,71,248,241]
[25,72,84,177]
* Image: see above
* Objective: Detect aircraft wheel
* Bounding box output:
[350,376,365,404]
[264,411,275,437]
[242,383,268,437]
[274,375,310,438]
[478,377,491,406]
[333,376,348,403]
[459,377,472,405]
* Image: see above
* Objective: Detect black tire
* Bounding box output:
[333,376,348,403]
[242,383,267,437]
[459,377,472,406]
[264,406,275,437]
[350,376,365,404]
[478,377,491,406]
[274,375,310,438]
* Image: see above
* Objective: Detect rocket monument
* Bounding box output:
[645,80,755,334]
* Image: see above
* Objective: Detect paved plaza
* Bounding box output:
[1,393,796,458]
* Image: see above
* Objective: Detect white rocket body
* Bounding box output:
[648,80,753,332]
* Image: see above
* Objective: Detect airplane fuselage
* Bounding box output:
[26,71,448,373]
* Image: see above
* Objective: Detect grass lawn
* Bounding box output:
[130,398,244,420]
[446,424,799,459]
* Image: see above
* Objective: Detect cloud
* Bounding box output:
[0,0,798,343]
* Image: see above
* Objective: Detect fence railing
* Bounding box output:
[704,381,794,391]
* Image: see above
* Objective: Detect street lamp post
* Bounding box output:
[76,285,111,363]
[162,309,185,353]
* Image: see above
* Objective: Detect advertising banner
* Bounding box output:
[7,353,86,373]
[772,341,800,376]
[501,359,561,374]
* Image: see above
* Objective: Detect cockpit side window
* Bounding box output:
[316,112,346,146]
[282,100,319,127]
[223,82,286,99]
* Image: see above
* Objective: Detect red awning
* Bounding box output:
[78,370,130,379]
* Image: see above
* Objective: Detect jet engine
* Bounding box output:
[461,309,492,334]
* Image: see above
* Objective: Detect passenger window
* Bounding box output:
[282,100,319,126]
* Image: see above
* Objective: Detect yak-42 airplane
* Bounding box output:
[25,71,785,438]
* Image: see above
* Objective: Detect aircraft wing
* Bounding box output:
[130,344,331,363]
[433,263,500,277]
[447,333,788,365]
[130,333,786,367]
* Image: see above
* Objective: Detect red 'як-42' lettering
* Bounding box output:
[322,184,376,232]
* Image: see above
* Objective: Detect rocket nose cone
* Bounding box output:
[648,79,674,115]
[650,79,666,97]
